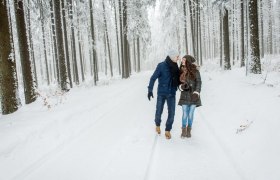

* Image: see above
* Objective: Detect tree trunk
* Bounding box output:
[127,43,131,75]
[260,0,264,58]
[183,0,189,54]
[87,32,94,76]
[246,0,249,62]
[53,0,68,90]
[198,0,202,65]
[119,0,124,78]
[8,0,16,62]
[241,0,245,67]
[0,0,21,114]
[50,0,59,83]
[77,13,85,82]
[89,0,98,85]
[104,33,108,75]
[69,0,79,85]
[133,38,137,72]
[103,0,113,77]
[62,0,72,88]
[39,0,50,85]
[48,28,54,83]
[220,9,223,67]
[27,0,38,87]
[232,0,235,65]
[268,0,273,55]
[249,0,261,73]
[14,0,37,104]
[189,0,195,56]
[114,0,121,75]
[122,0,129,78]
[195,0,199,62]
[137,36,140,72]
[78,38,85,82]
[223,8,231,70]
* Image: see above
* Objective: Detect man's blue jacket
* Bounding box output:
[148,59,178,96]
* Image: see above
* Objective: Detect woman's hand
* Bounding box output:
[191,91,200,101]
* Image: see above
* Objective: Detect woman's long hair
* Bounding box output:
[181,55,197,80]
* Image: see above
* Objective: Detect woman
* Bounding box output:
[178,55,202,138]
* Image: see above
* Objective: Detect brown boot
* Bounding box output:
[186,127,192,138]
[165,131,171,139]
[181,127,187,138]
[156,126,161,134]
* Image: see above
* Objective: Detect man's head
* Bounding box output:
[167,49,180,62]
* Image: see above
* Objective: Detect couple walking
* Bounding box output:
[147,49,202,139]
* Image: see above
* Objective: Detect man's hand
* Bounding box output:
[148,92,154,101]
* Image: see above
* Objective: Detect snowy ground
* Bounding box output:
[1,66,280,180]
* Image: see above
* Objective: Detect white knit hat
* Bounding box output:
[167,49,179,60]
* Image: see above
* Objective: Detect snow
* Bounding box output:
[0,65,280,180]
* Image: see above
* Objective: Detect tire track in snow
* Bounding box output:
[198,110,247,180]
[143,134,158,180]
[10,80,139,180]
[95,74,158,180]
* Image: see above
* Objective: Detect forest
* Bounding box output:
[0,0,279,115]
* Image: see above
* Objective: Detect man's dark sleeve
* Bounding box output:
[148,64,161,92]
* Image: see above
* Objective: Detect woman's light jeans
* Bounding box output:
[182,104,196,128]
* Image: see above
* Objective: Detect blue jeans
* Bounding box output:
[155,95,176,131]
[182,105,196,128]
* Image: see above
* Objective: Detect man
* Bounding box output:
[147,49,180,139]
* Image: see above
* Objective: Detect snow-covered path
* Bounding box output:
[9,72,241,180]
[146,111,243,180]
[1,69,280,180]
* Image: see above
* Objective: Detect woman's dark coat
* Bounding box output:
[178,70,202,107]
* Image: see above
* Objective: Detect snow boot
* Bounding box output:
[186,127,192,138]
[156,126,161,134]
[181,127,187,138]
[165,131,171,139]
